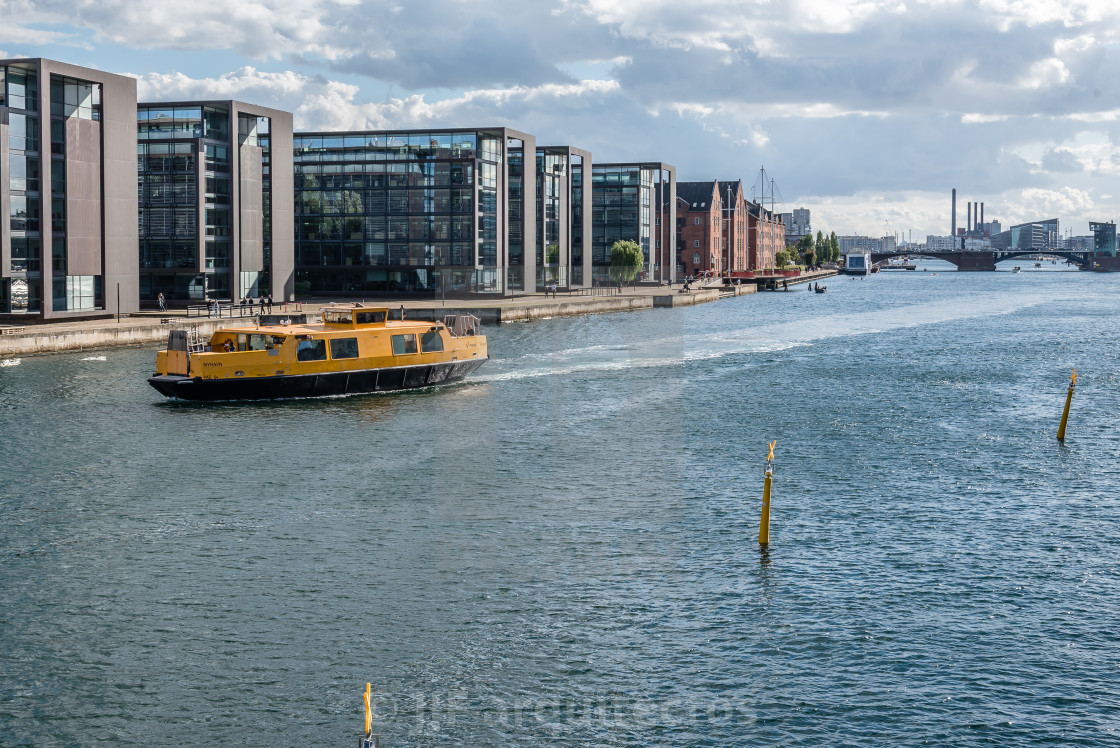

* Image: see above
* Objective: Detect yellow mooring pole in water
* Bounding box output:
[760,441,776,546]
[364,682,372,736]
[1057,368,1076,441]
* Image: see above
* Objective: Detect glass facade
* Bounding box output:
[137,104,273,303]
[1009,219,1059,251]
[571,155,584,286]
[48,74,104,311]
[293,129,517,296]
[2,65,108,314]
[2,65,42,313]
[536,150,563,288]
[591,164,654,284]
[1090,222,1116,257]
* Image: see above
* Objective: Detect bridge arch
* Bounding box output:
[869,249,1090,270]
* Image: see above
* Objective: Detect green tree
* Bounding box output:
[810,230,827,266]
[545,243,560,281]
[796,235,814,255]
[829,231,840,263]
[775,249,792,268]
[609,239,644,283]
[801,243,816,267]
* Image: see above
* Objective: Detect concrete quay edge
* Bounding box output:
[0,318,229,357]
[0,272,834,357]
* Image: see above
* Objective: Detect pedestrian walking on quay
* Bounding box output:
[157,292,165,312]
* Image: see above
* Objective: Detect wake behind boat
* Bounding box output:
[149,304,487,401]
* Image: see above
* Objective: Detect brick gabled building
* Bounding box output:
[673,181,722,277]
[661,179,757,278]
[748,201,785,272]
[716,180,749,273]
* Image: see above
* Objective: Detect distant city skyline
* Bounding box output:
[3,0,1119,239]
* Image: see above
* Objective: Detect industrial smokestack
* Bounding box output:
[981,202,984,229]
[968,202,972,232]
[952,189,957,236]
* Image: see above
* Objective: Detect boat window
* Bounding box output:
[248,334,270,351]
[391,334,418,355]
[330,337,359,359]
[420,329,444,353]
[296,339,327,362]
[355,310,386,324]
[322,309,353,325]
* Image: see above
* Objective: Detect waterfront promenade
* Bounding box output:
[0,270,837,356]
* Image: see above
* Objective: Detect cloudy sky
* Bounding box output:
[4,0,1120,241]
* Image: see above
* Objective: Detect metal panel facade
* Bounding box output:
[238,144,263,272]
[64,116,103,276]
[0,110,10,277]
[93,65,139,317]
[266,109,295,301]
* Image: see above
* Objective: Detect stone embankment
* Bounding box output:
[0,318,228,356]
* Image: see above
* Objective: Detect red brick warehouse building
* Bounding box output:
[665,179,750,277]
[748,201,785,272]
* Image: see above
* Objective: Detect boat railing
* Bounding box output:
[442,314,482,337]
[186,325,207,354]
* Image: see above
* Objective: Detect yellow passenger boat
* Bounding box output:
[149,305,487,401]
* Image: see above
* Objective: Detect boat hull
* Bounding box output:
[149,358,487,401]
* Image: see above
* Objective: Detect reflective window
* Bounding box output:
[50,76,97,120]
[420,329,444,352]
[329,337,359,359]
[296,338,327,361]
[391,334,418,355]
[9,155,27,191]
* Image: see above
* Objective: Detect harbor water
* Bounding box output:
[2,263,1119,745]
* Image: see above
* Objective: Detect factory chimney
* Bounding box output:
[968,202,972,232]
[980,202,985,230]
[952,189,957,236]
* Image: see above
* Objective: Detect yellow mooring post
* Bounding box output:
[364,682,372,736]
[1057,368,1077,441]
[760,441,776,546]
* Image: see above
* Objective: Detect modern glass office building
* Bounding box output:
[1090,221,1116,256]
[1009,218,1059,251]
[136,100,293,305]
[1,58,138,319]
[512,145,591,290]
[293,127,535,297]
[590,162,675,284]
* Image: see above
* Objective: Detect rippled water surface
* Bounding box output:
[2,264,1119,746]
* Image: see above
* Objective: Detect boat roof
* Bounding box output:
[211,305,447,337]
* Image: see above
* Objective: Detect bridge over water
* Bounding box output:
[870,250,1091,270]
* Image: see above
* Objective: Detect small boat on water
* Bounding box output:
[1012,266,1022,273]
[815,285,827,294]
[149,304,487,401]
[1034,262,1042,268]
